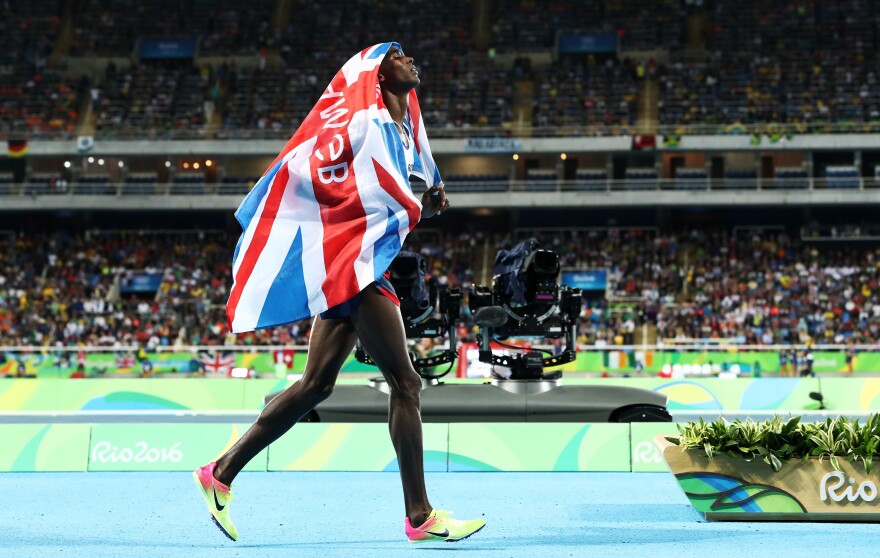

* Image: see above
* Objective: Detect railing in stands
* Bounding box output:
[6,121,880,141]
[2,177,878,196]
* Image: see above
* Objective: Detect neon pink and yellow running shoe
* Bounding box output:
[193,462,238,541]
[405,509,486,542]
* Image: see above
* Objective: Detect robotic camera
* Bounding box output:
[355,251,461,378]
[468,238,581,380]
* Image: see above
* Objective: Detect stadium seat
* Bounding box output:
[673,167,708,190]
[773,167,809,190]
[572,169,609,191]
[26,174,59,196]
[74,173,114,195]
[524,169,558,192]
[218,176,260,195]
[824,166,860,189]
[170,172,207,195]
[444,174,508,193]
[0,172,15,196]
[123,173,160,195]
[622,168,658,190]
[719,169,758,190]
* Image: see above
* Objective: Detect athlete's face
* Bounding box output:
[378,47,419,93]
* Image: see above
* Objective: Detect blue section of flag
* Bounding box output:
[411,152,424,177]
[256,228,310,328]
[374,119,409,180]
[367,42,400,59]
[232,234,244,266]
[367,45,388,59]
[235,160,282,231]
[373,207,401,279]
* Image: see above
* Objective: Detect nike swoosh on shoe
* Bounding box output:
[423,528,449,537]
[213,487,225,511]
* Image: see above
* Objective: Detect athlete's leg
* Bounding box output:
[213,316,358,486]
[351,288,432,526]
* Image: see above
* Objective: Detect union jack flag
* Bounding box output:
[226,42,441,333]
[199,351,236,374]
[115,353,136,369]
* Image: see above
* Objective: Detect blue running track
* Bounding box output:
[4,472,877,557]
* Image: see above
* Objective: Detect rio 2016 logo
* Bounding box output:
[819,471,878,503]
[632,441,663,464]
[91,441,183,464]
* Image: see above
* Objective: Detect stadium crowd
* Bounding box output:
[0,229,477,349]
[5,0,880,137]
[660,0,879,130]
[1,227,878,349]
[498,226,880,347]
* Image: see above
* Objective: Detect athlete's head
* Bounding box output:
[378,45,419,95]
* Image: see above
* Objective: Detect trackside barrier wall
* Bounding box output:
[4,419,879,474]
[1,423,646,473]
[1,377,875,412]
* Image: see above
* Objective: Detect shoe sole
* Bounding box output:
[192,470,237,542]
[409,523,486,543]
[445,523,486,543]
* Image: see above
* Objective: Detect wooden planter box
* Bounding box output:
[655,435,880,522]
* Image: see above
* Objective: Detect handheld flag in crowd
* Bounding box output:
[6,139,28,158]
[199,351,236,374]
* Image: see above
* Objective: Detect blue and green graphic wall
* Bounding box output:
[1,377,876,412]
[3,377,880,473]
[0,422,649,473]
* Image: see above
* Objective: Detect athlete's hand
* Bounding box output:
[421,183,450,218]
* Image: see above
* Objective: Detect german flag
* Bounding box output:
[7,139,28,158]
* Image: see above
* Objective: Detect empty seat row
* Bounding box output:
[622,167,658,190]
[825,165,859,189]
[773,166,809,190]
[524,169,558,192]
[672,167,708,190]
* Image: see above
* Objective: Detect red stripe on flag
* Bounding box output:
[226,163,291,328]
[310,124,365,308]
[264,69,374,178]
[372,158,421,232]
[407,91,423,156]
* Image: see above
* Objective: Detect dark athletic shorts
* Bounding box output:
[319,274,399,320]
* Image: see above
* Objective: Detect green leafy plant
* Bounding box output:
[666,415,880,473]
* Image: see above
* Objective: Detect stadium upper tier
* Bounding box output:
[1,227,877,348]
[3,0,880,139]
